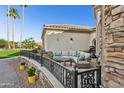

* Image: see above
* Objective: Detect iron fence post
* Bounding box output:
[40,56,43,66]
[29,52,30,59]
[73,66,78,88]
[40,50,43,66]
[99,65,101,85]
[97,65,101,88]
[20,50,21,56]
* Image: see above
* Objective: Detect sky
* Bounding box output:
[0,5,96,42]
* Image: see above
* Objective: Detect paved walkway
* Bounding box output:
[0,57,43,88]
[0,59,20,88]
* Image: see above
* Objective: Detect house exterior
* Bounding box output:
[42,24,96,52]
[94,5,124,87]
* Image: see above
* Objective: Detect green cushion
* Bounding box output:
[53,51,62,56]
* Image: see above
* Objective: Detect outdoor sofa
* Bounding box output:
[51,51,91,68]
[52,50,90,62]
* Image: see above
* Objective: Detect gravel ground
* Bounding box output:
[0,58,43,88]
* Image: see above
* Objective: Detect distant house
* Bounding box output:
[42,24,96,51]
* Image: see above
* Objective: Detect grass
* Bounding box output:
[0,50,20,58]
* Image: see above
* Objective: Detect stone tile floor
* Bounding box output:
[0,58,43,88]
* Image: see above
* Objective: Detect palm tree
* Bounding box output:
[7,5,10,49]
[9,8,20,49]
[20,5,28,48]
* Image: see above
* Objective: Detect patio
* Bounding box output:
[20,50,101,88]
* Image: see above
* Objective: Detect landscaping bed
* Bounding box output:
[4,58,43,88]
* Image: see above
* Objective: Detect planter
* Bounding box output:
[19,61,26,71]
[27,67,36,84]
[19,65,25,70]
[28,75,36,84]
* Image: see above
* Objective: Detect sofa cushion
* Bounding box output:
[69,51,77,57]
[53,56,60,59]
[76,51,80,57]
[62,51,69,56]
[53,51,62,56]
[79,51,90,59]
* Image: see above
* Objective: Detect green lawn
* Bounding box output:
[0,50,20,58]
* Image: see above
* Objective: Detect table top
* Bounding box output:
[54,57,72,62]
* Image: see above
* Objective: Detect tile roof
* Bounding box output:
[43,24,96,31]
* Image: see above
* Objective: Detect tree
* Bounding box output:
[8,8,20,49]
[7,5,10,49]
[22,39,28,49]
[22,37,36,49]
[0,39,7,48]
[20,5,28,48]
[28,37,35,49]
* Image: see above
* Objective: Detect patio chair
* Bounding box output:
[75,56,91,69]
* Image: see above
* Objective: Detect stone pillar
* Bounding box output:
[94,5,124,88]
[103,5,124,88]
[94,6,103,62]
[94,5,106,87]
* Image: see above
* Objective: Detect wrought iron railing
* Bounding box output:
[77,67,101,88]
[20,50,30,57]
[42,56,77,88]
[20,50,42,65]
[20,50,101,88]
[30,52,41,64]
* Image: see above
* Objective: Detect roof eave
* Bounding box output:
[43,27,95,33]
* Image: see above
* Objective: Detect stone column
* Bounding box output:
[103,5,124,88]
[94,5,106,87]
[94,5,124,88]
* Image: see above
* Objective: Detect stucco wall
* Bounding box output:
[44,31,90,51]
[90,32,96,46]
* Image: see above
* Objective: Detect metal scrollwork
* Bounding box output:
[81,71,96,88]
[66,70,73,88]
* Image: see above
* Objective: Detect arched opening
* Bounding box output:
[92,39,96,47]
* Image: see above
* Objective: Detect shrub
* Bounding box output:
[32,49,38,53]
[0,39,7,48]
[27,67,36,77]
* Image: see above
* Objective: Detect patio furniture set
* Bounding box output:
[45,50,92,69]
[20,50,101,88]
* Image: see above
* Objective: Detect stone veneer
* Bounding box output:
[94,5,124,88]
[103,5,124,88]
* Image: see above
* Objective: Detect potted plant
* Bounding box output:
[19,61,26,70]
[27,67,36,84]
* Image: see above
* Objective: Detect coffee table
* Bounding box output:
[54,57,73,66]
